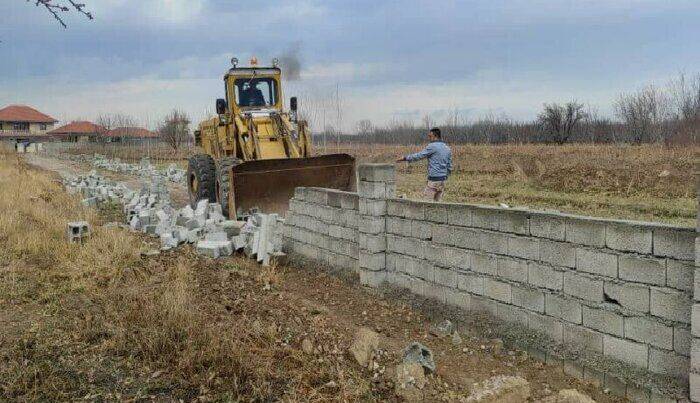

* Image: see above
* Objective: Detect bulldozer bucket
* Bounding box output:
[228,153,356,218]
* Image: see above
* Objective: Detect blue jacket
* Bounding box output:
[405,141,452,181]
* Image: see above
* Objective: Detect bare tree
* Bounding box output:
[158,110,191,151]
[614,85,672,143]
[356,119,373,135]
[537,101,586,144]
[96,113,136,143]
[668,73,700,122]
[29,0,93,28]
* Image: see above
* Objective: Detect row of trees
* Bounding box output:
[325,72,700,145]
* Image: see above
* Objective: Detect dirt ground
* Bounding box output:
[0,152,628,401]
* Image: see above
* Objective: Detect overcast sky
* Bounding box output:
[1,0,699,131]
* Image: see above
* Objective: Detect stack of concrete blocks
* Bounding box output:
[281,162,699,401]
[92,154,186,184]
[66,221,90,244]
[283,187,360,272]
[691,176,700,402]
[357,164,396,287]
[65,171,136,208]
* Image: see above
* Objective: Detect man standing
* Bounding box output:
[396,128,452,201]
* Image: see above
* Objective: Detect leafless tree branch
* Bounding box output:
[29,0,93,28]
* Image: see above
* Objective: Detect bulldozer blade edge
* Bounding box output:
[228,154,356,218]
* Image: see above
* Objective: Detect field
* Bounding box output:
[49,142,698,225]
[0,150,625,401]
[334,143,698,226]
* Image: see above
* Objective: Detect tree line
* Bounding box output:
[327,72,700,145]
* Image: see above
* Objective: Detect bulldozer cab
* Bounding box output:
[224,67,283,113]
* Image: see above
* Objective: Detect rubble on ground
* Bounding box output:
[465,375,531,402]
[62,170,285,265]
[92,154,186,184]
[395,362,426,401]
[349,327,380,368]
[403,342,436,374]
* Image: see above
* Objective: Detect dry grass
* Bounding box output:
[0,151,374,401]
[331,143,698,225]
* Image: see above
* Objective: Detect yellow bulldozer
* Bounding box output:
[188,57,356,219]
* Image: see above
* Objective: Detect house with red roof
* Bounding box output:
[48,121,106,142]
[0,105,58,141]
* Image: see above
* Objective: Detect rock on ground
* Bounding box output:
[465,375,531,402]
[539,389,596,403]
[395,362,426,401]
[348,327,379,368]
[403,342,436,373]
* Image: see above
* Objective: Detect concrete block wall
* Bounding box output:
[385,197,696,377]
[691,175,700,402]
[283,187,360,272]
[282,164,699,400]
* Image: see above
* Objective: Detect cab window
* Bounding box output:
[234,78,277,107]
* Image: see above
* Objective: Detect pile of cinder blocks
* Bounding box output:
[66,221,90,244]
[92,154,186,184]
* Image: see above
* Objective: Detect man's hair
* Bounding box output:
[429,127,441,139]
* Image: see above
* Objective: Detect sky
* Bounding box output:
[1,0,699,132]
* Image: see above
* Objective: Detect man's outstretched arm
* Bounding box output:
[397,144,435,162]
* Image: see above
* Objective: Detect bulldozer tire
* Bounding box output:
[187,154,216,208]
[216,156,242,218]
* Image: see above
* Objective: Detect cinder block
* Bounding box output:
[472,252,498,275]
[357,163,395,183]
[358,181,391,200]
[566,218,606,247]
[453,227,481,250]
[340,192,359,210]
[693,338,700,371]
[530,213,566,241]
[604,281,650,313]
[325,190,343,207]
[576,248,618,278]
[427,245,457,268]
[650,288,691,324]
[673,326,691,356]
[528,263,563,291]
[422,282,447,304]
[359,215,386,235]
[582,306,624,336]
[360,269,386,287]
[401,200,425,220]
[434,267,458,288]
[619,255,666,286]
[652,227,695,260]
[424,203,448,223]
[648,348,689,379]
[387,217,411,236]
[545,294,582,324]
[528,312,564,343]
[431,224,453,246]
[444,288,470,310]
[484,278,512,303]
[603,335,649,368]
[563,271,604,302]
[452,248,472,271]
[496,303,529,327]
[511,285,545,312]
[410,220,433,240]
[359,233,386,254]
[359,198,386,216]
[386,199,406,217]
[624,316,673,350]
[564,324,603,353]
[304,188,329,205]
[480,231,509,254]
[457,273,485,295]
[666,259,694,292]
[414,259,435,282]
[359,251,385,271]
[540,240,576,268]
[690,373,700,403]
[508,236,540,260]
[470,295,499,316]
[446,204,471,227]
[693,305,700,337]
[606,223,653,254]
[499,210,530,235]
[497,257,528,283]
[471,207,501,231]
